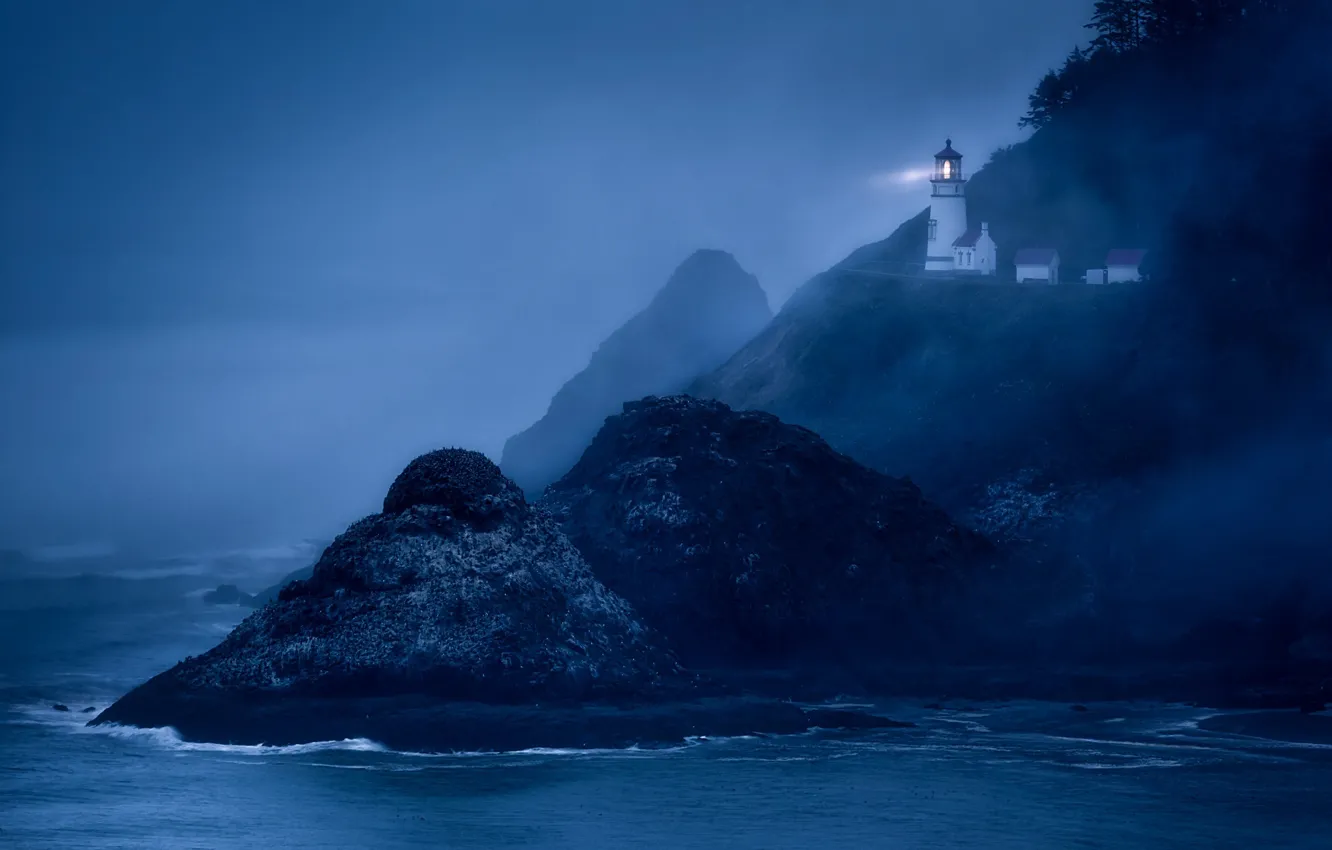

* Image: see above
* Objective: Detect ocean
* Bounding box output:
[3,555,1330,849]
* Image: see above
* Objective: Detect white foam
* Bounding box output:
[1188,728,1332,751]
[304,762,434,772]
[1041,734,1209,752]
[86,722,390,755]
[1068,757,1183,770]
[933,717,991,733]
[54,710,700,760]
[806,701,877,710]
[519,745,681,757]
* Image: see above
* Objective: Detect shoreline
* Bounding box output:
[90,690,914,753]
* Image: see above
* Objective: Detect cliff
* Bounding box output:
[683,142,1332,698]
[501,249,771,495]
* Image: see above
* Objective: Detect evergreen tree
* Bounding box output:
[1142,0,1203,42]
[1019,48,1093,129]
[1086,0,1148,52]
[1019,71,1068,130]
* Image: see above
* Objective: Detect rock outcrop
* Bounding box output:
[94,450,688,743]
[541,396,992,667]
[202,584,255,606]
[93,448,905,750]
[501,249,771,495]
[246,564,314,607]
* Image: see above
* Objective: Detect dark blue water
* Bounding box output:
[4,559,1331,849]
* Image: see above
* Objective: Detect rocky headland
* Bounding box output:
[93,449,907,751]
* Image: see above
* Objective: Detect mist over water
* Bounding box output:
[0,316,550,553]
[0,0,1094,557]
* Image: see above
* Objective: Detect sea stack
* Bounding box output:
[93,449,693,749]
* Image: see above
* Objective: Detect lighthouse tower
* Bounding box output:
[925,139,968,273]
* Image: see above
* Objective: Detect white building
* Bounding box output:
[925,139,969,273]
[1085,268,1107,285]
[1015,248,1061,284]
[1106,249,1147,283]
[952,222,998,275]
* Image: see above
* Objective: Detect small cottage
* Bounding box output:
[1106,249,1147,283]
[1015,248,1060,284]
[952,222,998,275]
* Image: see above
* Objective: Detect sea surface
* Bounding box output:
[3,554,1331,849]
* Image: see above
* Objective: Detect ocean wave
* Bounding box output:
[932,717,992,733]
[1040,734,1212,752]
[1067,757,1184,770]
[16,699,716,760]
[1187,729,1332,752]
[87,722,391,756]
[89,724,722,760]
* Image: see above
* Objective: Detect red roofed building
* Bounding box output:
[1106,249,1147,283]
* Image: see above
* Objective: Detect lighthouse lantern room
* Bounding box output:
[925,139,969,273]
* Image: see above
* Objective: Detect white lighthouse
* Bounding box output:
[925,139,968,273]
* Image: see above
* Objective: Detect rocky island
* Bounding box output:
[92,449,908,751]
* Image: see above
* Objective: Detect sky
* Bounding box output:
[0,0,1093,556]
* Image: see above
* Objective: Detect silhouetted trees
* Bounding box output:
[1086,0,1147,52]
[1019,47,1092,130]
[1000,0,1332,321]
[1026,0,1318,129]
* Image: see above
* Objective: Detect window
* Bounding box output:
[928,219,937,240]
[942,160,953,179]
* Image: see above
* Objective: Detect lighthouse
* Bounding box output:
[925,139,968,273]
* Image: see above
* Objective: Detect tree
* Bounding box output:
[1020,71,1068,130]
[1142,0,1203,42]
[1019,48,1093,130]
[1086,0,1148,53]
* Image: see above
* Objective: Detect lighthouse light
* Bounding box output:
[942,160,952,179]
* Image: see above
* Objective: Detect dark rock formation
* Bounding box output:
[382,450,524,520]
[247,565,313,608]
[94,449,685,743]
[501,249,771,495]
[93,447,904,750]
[202,584,254,606]
[541,395,992,668]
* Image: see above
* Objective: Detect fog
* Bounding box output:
[0,0,1092,555]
